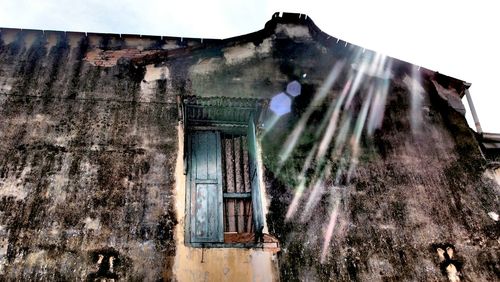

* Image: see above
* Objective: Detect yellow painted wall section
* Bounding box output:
[485,168,500,187]
[172,124,279,282]
[494,168,500,186]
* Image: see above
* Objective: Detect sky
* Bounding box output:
[1,0,498,132]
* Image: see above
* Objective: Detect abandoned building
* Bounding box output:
[0,12,499,281]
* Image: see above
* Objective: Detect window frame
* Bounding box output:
[182,97,266,248]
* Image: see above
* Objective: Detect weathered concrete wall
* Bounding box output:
[262,80,500,281]
[1,12,499,282]
[0,29,179,280]
[245,25,499,280]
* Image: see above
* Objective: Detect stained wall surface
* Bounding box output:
[0,29,179,280]
[0,12,499,281]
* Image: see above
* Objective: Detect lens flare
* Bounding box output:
[332,113,352,159]
[321,193,341,263]
[276,52,400,262]
[347,83,375,181]
[278,61,345,168]
[315,77,353,163]
[300,164,332,222]
[403,66,425,134]
[367,60,392,135]
[285,178,307,220]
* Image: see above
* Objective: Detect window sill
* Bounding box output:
[187,233,280,252]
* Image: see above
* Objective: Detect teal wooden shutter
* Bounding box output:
[189,131,224,243]
[248,117,264,233]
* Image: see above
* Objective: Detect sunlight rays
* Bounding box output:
[321,193,340,263]
[405,66,425,134]
[278,61,345,169]
[274,51,396,262]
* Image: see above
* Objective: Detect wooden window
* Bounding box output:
[182,97,269,247]
[222,133,254,234]
[187,131,224,243]
[185,118,264,247]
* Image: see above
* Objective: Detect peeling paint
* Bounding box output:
[223,39,272,65]
[84,48,157,67]
[22,32,39,49]
[67,33,83,48]
[0,82,13,93]
[45,32,60,50]
[0,237,8,274]
[190,57,223,74]
[162,40,182,50]
[84,217,101,230]
[223,44,258,64]
[0,29,17,45]
[0,12,499,281]
[0,166,31,200]
[87,35,102,48]
[139,64,170,102]
[143,64,169,82]
[275,24,311,39]
[123,37,146,49]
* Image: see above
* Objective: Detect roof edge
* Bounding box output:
[0,12,469,90]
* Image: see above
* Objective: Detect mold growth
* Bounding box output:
[0,13,499,281]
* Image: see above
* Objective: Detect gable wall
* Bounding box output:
[0,13,498,281]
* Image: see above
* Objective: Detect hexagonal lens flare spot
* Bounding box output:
[286,80,301,97]
[270,92,292,116]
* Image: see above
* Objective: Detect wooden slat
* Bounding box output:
[221,133,256,233]
[238,200,244,232]
[224,137,235,193]
[234,136,244,232]
[231,136,243,232]
[227,199,236,232]
[223,192,251,198]
[195,133,207,180]
[246,201,253,232]
[242,136,251,193]
[224,200,229,232]
[207,133,218,180]
[223,136,236,232]
[190,131,223,243]
[194,183,219,238]
[234,136,243,192]
[195,179,219,184]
